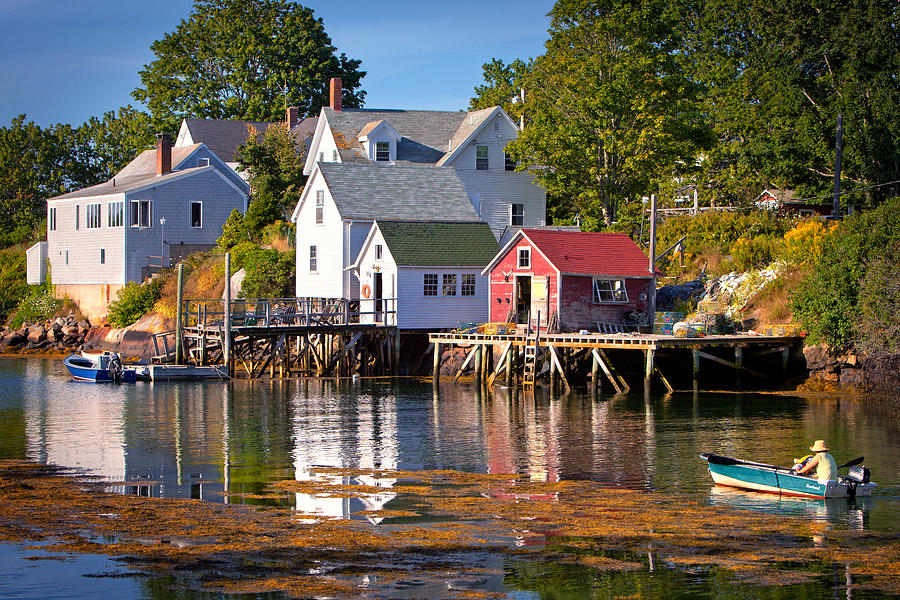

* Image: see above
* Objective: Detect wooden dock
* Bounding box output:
[428,330,804,393]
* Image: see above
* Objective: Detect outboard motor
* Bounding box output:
[843,465,870,499]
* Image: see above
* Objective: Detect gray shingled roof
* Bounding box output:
[181,118,275,162]
[376,221,500,267]
[50,144,209,200]
[317,163,480,221]
[322,107,474,165]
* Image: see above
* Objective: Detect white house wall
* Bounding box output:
[48,194,126,285]
[294,174,345,298]
[355,227,397,325]
[396,268,489,329]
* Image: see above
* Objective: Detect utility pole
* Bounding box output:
[832,113,843,220]
[649,193,657,328]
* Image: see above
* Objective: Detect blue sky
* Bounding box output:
[0,0,553,127]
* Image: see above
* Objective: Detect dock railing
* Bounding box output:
[182,297,398,330]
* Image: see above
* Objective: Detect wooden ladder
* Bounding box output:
[522,323,542,389]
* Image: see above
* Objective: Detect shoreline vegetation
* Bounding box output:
[0,460,897,597]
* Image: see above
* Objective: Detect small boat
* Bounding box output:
[700,453,876,499]
[63,352,137,383]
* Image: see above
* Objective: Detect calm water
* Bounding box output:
[0,357,897,598]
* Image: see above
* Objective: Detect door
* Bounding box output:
[515,275,531,323]
[531,276,548,327]
[374,272,383,323]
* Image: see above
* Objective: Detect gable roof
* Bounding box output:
[178,118,276,163]
[484,229,652,278]
[49,144,232,201]
[435,107,517,167]
[375,221,500,267]
[314,163,480,222]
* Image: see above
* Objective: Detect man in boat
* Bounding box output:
[792,440,838,480]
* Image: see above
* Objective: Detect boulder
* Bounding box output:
[802,344,831,371]
[26,326,46,344]
[61,325,79,338]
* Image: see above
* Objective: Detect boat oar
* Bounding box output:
[700,453,781,470]
[838,456,864,469]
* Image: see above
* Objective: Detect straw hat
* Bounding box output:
[810,440,829,452]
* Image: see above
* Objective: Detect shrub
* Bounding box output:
[778,219,832,267]
[218,209,251,250]
[108,280,162,327]
[0,244,29,322]
[239,248,294,298]
[729,234,781,272]
[8,286,60,328]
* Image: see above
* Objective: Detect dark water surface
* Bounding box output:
[0,357,897,598]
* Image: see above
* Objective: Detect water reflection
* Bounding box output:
[707,486,873,529]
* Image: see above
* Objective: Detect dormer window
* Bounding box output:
[375,142,390,162]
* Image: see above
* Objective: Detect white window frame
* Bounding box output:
[442,273,457,296]
[64,249,69,265]
[100,248,106,264]
[375,244,383,260]
[86,203,101,229]
[592,278,628,304]
[49,207,56,231]
[309,245,317,272]
[510,203,524,226]
[315,190,324,224]
[190,201,203,228]
[517,246,531,269]
[375,141,390,162]
[475,145,489,171]
[75,205,80,230]
[130,200,152,228]
[423,273,438,296]
[199,157,210,167]
[107,201,123,227]
[461,273,476,296]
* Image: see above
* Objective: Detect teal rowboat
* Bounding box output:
[700,453,876,499]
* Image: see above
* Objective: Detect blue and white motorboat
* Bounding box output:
[63,352,137,383]
[700,453,876,499]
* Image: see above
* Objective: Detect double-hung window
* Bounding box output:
[442,274,457,296]
[375,141,390,162]
[592,278,628,303]
[100,248,106,264]
[86,203,101,229]
[190,201,202,228]
[475,145,488,170]
[461,274,476,296]
[107,201,123,227]
[517,247,531,269]
[505,152,516,171]
[315,190,324,224]
[375,244,383,260]
[49,207,56,231]
[423,273,438,296]
[75,205,80,230]
[130,200,152,228]
[309,245,317,272]
[510,203,524,226]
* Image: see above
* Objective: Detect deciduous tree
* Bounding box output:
[133,0,366,122]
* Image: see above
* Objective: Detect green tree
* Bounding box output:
[685,0,900,206]
[469,58,531,124]
[237,123,307,233]
[77,106,157,179]
[133,0,366,122]
[504,0,712,227]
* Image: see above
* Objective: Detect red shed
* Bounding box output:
[481,229,654,331]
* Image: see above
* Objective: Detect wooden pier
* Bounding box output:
[428,330,804,393]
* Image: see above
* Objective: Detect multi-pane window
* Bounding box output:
[593,278,628,303]
[375,141,390,162]
[130,200,151,227]
[475,145,488,170]
[461,274,476,296]
[107,201,123,227]
[505,152,516,171]
[510,203,524,226]
[190,201,202,228]
[375,244,383,260]
[49,207,56,231]
[309,245,317,271]
[517,247,531,269]
[100,248,105,264]
[86,203,101,229]
[423,273,438,296]
[315,190,324,224]
[442,274,457,296]
[75,205,80,230]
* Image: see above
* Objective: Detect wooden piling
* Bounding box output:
[474,345,483,384]
[223,253,232,377]
[175,263,184,365]
[433,342,441,385]
[692,348,700,392]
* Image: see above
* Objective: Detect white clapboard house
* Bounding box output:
[349,220,499,329]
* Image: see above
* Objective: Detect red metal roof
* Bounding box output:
[520,229,652,278]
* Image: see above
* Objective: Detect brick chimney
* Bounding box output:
[286,106,299,129]
[329,77,342,112]
[156,133,172,175]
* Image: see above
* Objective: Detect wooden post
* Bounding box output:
[505,343,513,387]
[644,348,655,389]
[591,351,600,392]
[175,263,184,365]
[735,346,744,391]
[224,253,232,377]
[782,347,790,377]
[649,193,657,328]
[474,345,483,384]
[692,348,700,392]
[394,330,401,375]
[432,342,441,385]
